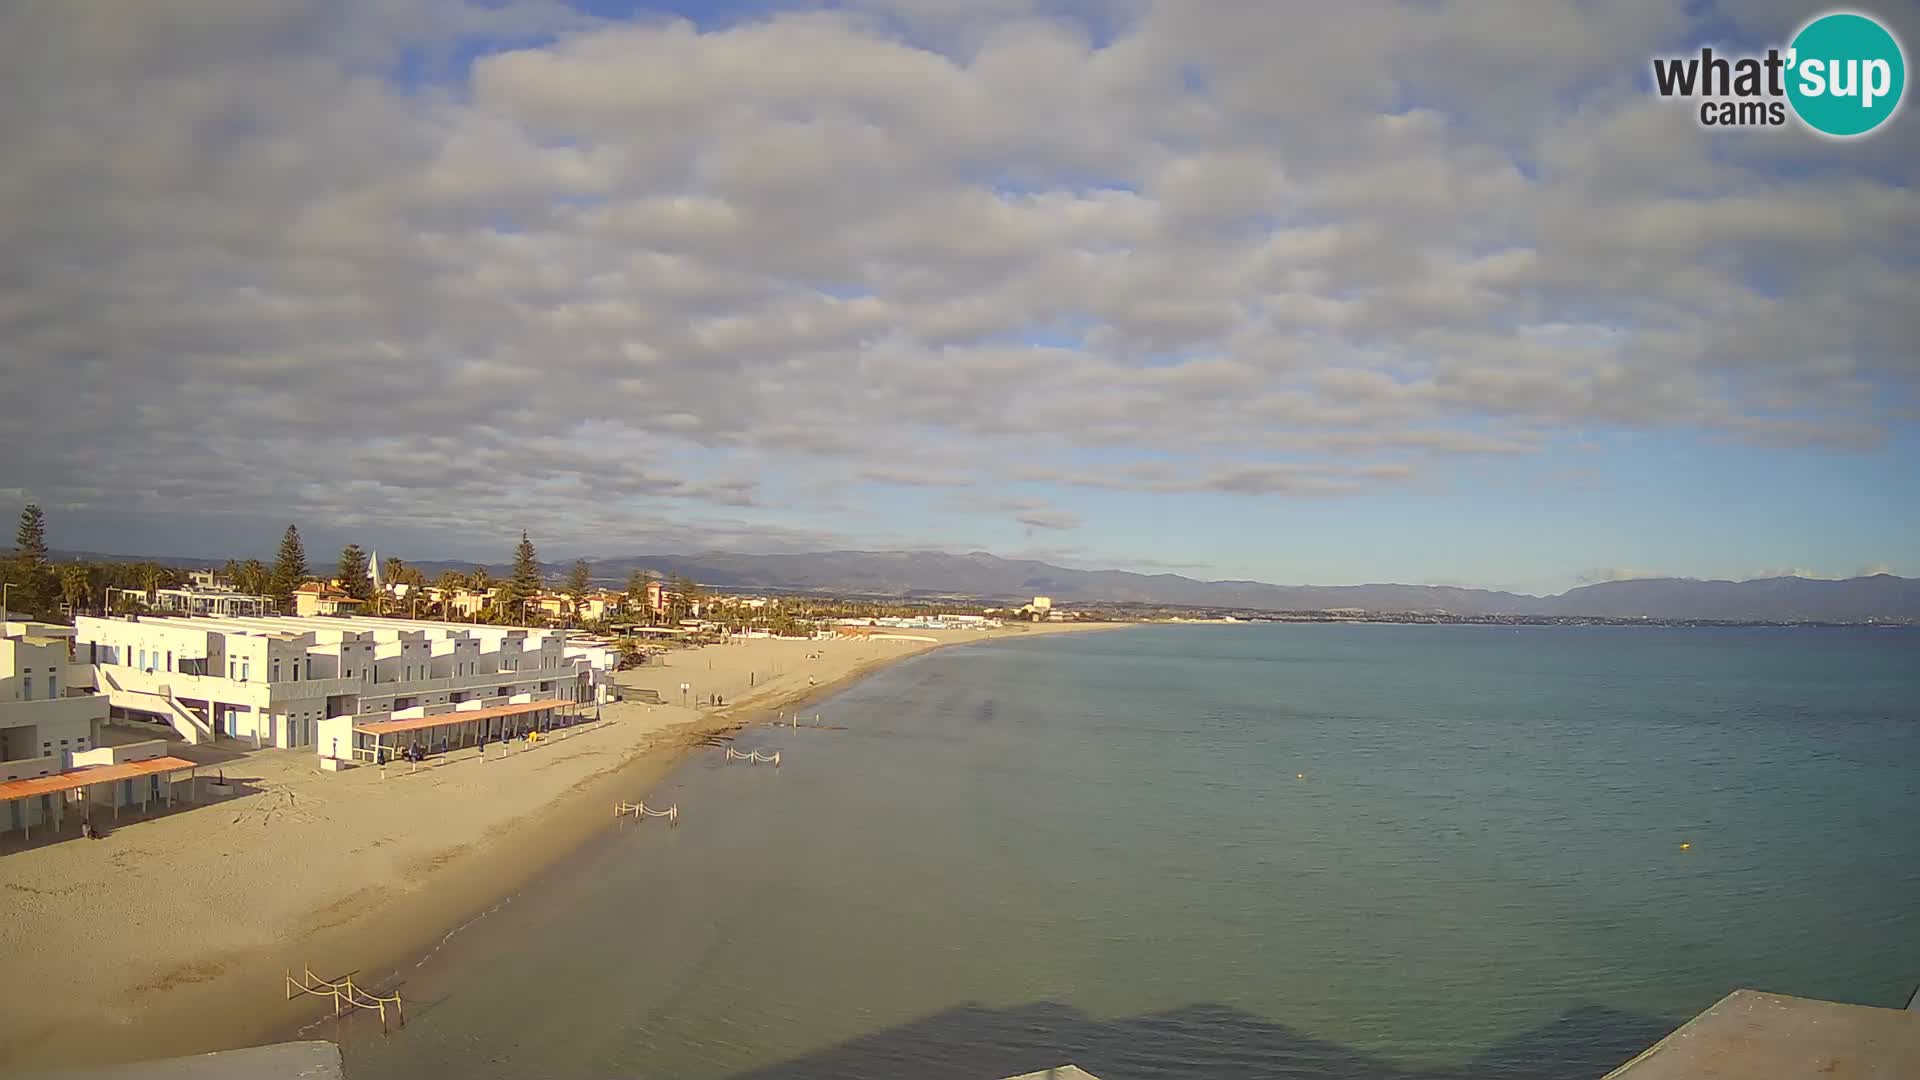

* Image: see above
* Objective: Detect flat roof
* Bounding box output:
[0,756,198,802]
[1603,989,1920,1080]
[354,697,575,737]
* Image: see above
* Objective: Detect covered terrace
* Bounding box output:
[347,698,579,765]
[1,755,200,842]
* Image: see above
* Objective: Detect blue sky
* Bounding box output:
[2,0,1916,594]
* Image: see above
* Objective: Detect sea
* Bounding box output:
[337,624,1920,1079]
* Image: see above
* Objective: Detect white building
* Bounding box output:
[2,621,195,838]
[150,585,277,617]
[2,621,104,776]
[72,613,620,762]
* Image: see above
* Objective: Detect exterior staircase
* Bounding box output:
[96,666,216,745]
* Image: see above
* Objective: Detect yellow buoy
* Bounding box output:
[1679,842,1691,851]
[1296,773,1305,780]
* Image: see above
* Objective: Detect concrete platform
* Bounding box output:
[16,1041,344,1080]
[1603,989,1920,1080]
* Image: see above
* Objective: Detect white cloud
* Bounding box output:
[1,0,1915,558]
[1575,568,1671,584]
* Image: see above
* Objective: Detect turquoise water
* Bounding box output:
[340,625,1920,1079]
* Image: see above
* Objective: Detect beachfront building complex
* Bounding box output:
[70,614,620,759]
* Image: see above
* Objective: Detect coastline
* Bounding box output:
[0,621,1119,1073]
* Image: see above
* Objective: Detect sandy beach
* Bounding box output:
[0,622,1112,1073]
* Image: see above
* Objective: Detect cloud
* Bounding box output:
[1012,507,1084,531]
[1575,568,1671,584]
[1,0,1915,563]
[859,465,975,488]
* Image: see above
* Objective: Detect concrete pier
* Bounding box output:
[15,1041,344,1080]
[1603,989,1920,1080]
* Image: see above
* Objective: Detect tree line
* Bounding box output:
[3,506,704,633]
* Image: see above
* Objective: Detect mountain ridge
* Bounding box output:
[31,547,1918,622]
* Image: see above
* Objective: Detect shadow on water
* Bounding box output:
[721,1001,1678,1080]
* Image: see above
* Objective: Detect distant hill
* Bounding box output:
[545,550,1920,622]
[41,546,1919,622]
[1531,573,1920,622]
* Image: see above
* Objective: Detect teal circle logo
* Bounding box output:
[1787,12,1906,136]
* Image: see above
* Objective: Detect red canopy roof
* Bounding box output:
[0,756,198,801]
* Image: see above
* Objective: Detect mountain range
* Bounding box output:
[457,550,1918,623]
[35,547,1920,622]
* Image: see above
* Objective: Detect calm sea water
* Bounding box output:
[339,625,1920,1079]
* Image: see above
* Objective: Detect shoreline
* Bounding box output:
[0,622,1120,1073]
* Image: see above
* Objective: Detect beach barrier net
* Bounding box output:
[614,800,679,824]
[286,966,404,1033]
[724,747,781,766]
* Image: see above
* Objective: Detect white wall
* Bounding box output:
[316,714,356,761]
[0,693,105,767]
[75,617,225,675]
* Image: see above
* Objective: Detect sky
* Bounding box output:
[1,0,1916,595]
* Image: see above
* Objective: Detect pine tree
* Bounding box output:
[565,560,592,600]
[337,544,373,601]
[14,504,48,565]
[502,531,542,624]
[270,524,309,610]
[7,504,53,617]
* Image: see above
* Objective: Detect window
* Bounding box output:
[241,660,250,682]
[22,676,31,699]
[228,660,236,679]
[48,673,57,699]
[273,658,281,682]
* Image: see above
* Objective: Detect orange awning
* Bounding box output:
[354,698,575,738]
[0,756,198,801]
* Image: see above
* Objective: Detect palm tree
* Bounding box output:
[60,563,93,617]
[138,562,167,602]
[464,568,494,622]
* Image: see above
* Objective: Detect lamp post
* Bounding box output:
[2,581,11,622]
